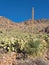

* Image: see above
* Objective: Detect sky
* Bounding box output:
[0,0,49,22]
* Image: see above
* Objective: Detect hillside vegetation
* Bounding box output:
[0,16,49,65]
[0,16,49,56]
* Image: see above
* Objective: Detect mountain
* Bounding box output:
[0,16,49,34]
[0,16,16,28]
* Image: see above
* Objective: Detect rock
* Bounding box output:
[0,52,17,65]
[45,26,49,33]
[16,58,36,65]
[35,58,48,65]
[0,47,7,54]
[16,53,27,60]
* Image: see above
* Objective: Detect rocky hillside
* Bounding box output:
[0,16,49,34]
[0,16,49,65]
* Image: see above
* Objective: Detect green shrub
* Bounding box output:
[23,38,46,56]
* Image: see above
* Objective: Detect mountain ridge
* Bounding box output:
[0,16,49,34]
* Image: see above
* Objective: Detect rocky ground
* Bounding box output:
[0,50,49,65]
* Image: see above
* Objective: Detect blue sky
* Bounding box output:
[0,0,49,22]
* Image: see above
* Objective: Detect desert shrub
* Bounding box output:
[43,34,49,50]
[23,38,46,56]
[0,33,48,57]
